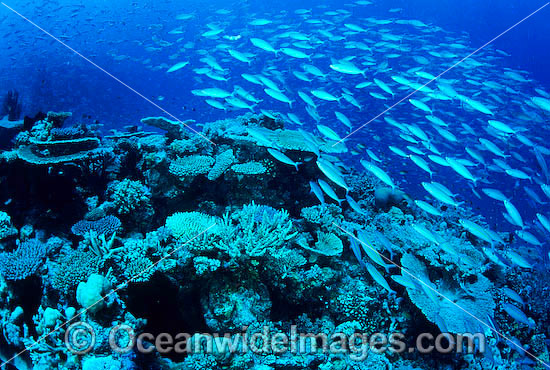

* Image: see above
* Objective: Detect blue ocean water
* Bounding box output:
[0,0,550,369]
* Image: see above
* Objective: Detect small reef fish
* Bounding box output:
[267,148,300,170]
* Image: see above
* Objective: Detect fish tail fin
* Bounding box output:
[383,264,396,274]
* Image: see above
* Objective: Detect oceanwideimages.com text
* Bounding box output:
[65,322,486,360]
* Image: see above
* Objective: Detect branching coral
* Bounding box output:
[220,202,297,257]
[116,233,174,283]
[193,256,221,275]
[49,247,101,295]
[300,204,343,231]
[72,216,122,258]
[0,239,48,280]
[264,248,307,278]
[0,110,526,370]
[107,179,152,215]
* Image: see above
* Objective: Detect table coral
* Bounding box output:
[169,154,215,178]
[401,253,496,334]
[165,211,217,241]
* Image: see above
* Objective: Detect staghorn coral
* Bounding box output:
[219,202,297,257]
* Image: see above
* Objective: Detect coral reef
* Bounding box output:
[0,112,544,370]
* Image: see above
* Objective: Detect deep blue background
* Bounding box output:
[0,0,548,125]
[0,0,549,244]
[392,0,550,87]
